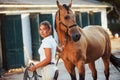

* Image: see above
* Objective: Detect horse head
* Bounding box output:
[55,0,81,42]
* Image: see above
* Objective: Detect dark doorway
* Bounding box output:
[1,15,24,70]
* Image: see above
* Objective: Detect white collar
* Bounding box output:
[42,35,52,42]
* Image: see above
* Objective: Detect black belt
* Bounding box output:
[48,62,55,65]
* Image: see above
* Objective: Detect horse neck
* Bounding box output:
[57,29,67,45]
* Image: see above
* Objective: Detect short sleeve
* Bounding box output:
[42,41,51,48]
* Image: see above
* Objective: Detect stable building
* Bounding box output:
[0,0,112,72]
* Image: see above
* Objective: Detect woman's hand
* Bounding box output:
[28,66,36,72]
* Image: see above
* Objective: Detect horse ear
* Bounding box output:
[68,0,72,8]
[56,0,62,9]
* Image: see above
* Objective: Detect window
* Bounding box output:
[75,11,101,28]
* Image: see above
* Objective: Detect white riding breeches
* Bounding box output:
[36,64,58,80]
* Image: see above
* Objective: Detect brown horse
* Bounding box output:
[55,0,120,80]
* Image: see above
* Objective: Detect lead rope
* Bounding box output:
[55,38,67,66]
[23,63,42,80]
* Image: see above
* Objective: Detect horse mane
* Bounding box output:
[55,11,58,32]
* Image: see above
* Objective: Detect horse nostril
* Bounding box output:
[76,34,80,41]
[76,34,80,39]
[72,33,81,42]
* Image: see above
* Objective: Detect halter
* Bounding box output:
[58,10,77,36]
[57,8,77,52]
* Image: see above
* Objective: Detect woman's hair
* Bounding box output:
[39,21,52,30]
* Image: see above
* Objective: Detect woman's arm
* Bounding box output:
[29,48,52,72]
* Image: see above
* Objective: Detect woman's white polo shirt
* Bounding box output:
[38,35,57,63]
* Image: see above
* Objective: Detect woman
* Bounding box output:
[29,21,59,80]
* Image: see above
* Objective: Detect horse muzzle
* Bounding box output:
[71,32,81,42]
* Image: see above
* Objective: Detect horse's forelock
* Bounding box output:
[63,4,69,11]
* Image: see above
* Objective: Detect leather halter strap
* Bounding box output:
[59,21,77,30]
[58,10,77,36]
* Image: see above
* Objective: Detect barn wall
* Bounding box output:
[21,14,32,65]
[101,9,108,29]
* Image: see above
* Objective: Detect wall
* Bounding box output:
[101,9,108,29]
[52,13,59,44]
[21,14,32,65]
[73,7,108,29]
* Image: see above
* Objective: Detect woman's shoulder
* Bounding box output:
[42,35,57,45]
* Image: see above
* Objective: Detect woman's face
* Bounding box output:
[39,25,51,38]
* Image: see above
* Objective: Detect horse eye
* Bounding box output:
[64,15,70,20]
